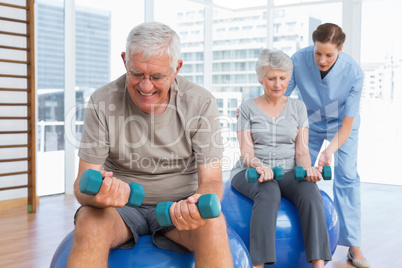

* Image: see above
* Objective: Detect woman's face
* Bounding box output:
[259,66,290,99]
[314,41,342,72]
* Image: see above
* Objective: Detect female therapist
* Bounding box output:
[285,23,369,268]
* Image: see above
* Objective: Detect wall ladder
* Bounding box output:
[0,0,36,213]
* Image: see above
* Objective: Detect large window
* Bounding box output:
[36,0,402,197]
[155,0,343,174]
[36,0,66,196]
[155,0,205,85]
[358,0,402,185]
[36,0,144,195]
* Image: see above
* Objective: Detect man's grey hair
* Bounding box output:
[255,49,293,81]
[125,22,181,71]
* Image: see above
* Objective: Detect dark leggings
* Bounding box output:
[231,169,332,264]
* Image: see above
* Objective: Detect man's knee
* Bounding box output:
[74,206,117,243]
[205,213,227,234]
[190,214,228,250]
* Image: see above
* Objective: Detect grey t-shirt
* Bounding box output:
[78,74,223,205]
[230,97,309,179]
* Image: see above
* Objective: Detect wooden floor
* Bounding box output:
[0,194,80,268]
[0,182,401,268]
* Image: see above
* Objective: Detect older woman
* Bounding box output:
[230,49,331,268]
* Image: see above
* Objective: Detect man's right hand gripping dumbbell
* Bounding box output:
[155,193,221,227]
[79,169,145,208]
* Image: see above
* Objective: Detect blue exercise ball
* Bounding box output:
[221,180,339,268]
[50,224,251,267]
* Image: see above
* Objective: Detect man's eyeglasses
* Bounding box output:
[127,69,171,85]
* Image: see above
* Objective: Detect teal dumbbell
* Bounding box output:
[156,193,221,227]
[294,166,332,181]
[245,166,284,183]
[79,169,145,208]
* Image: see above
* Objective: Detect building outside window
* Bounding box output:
[36,0,402,196]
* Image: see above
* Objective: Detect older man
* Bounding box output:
[67,22,233,268]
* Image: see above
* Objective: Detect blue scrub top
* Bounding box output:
[285,46,364,133]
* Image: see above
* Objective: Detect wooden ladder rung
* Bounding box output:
[0,157,30,163]
[0,3,29,10]
[0,144,29,149]
[0,171,30,177]
[0,185,29,191]
[0,74,29,79]
[0,116,30,120]
[0,131,29,135]
[0,30,29,37]
[0,88,29,92]
[0,45,28,51]
[0,59,29,64]
[0,103,29,106]
[0,16,28,24]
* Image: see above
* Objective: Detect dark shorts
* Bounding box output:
[74,205,191,254]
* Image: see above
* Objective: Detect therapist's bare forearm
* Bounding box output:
[327,116,354,153]
[327,125,352,153]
